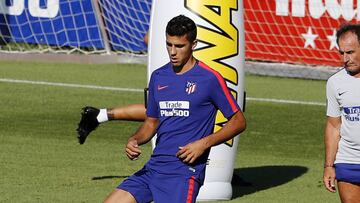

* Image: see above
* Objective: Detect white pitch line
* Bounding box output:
[0,78,144,92]
[246,97,325,106]
[0,78,326,106]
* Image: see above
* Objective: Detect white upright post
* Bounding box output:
[148,0,245,200]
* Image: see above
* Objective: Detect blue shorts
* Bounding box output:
[335,163,360,184]
[117,166,200,203]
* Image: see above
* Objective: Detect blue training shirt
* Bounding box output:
[145,61,240,182]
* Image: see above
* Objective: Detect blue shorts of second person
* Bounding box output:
[335,163,360,184]
[117,166,201,203]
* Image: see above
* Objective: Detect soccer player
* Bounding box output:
[103,15,246,203]
[323,24,360,202]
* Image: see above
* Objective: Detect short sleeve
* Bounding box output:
[146,72,159,118]
[209,73,240,119]
[326,78,341,117]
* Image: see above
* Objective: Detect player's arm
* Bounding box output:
[125,117,159,160]
[177,110,246,164]
[323,116,341,193]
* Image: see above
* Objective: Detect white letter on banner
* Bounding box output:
[292,0,305,17]
[325,0,354,21]
[358,1,360,20]
[29,0,59,18]
[0,0,24,15]
[276,0,289,16]
[309,0,326,19]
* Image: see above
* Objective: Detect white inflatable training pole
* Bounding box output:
[148,0,244,201]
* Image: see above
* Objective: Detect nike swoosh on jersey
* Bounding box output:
[157,85,169,90]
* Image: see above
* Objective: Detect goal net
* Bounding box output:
[0,0,151,55]
[99,0,150,53]
[0,0,358,79]
[244,0,359,67]
[243,0,359,79]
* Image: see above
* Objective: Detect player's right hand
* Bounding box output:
[125,138,141,160]
[323,167,336,193]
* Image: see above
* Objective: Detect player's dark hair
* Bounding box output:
[336,24,360,45]
[166,15,197,42]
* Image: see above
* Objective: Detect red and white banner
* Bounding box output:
[244,0,359,67]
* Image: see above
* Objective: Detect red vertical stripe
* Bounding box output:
[198,61,238,112]
[186,176,195,203]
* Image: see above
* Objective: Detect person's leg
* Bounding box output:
[335,163,360,203]
[337,181,360,203]
[152,175,201,203]
[104,189,137,203]
[108,104,146,121]
[104,167,153,203]
[77,104,146,144]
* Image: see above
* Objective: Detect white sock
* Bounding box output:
[97,109,108,123]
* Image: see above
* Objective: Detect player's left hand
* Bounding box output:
[125,138,142,160]
[176,139,207,164]
[323,167,336,193]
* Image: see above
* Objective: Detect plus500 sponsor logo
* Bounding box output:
[0,0,59,18]
[159,101,190,117]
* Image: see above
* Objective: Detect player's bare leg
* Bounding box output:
[103,189,137,203]
[76,104,146,144]
[337,181,360,203]
[108,104,146,121]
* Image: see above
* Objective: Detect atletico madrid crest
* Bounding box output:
[185,81,196,95]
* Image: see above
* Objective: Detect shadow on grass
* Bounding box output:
[232,165,308,198]
[92,175,129,180]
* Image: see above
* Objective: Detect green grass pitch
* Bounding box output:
[0,61,339,202]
